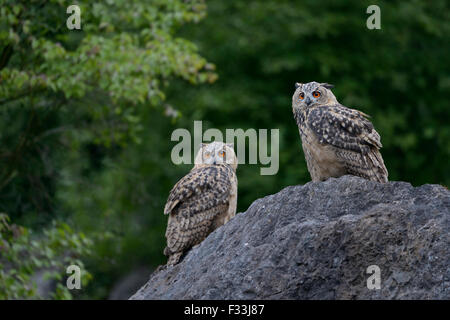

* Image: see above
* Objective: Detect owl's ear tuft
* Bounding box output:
[321,83,334,89]
[226,143,234,149]
[199,143,207,148]
[295,82,302,89]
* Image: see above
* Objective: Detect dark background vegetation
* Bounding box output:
[0,0,448,299]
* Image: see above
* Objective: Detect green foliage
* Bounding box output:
[0,0,215,104]
[0,213,94,299]
[0,0,214,219]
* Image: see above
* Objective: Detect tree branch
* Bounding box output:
[0,44,13,71]
[0,88,45,106]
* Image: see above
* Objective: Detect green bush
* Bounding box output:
[0,213,94,299]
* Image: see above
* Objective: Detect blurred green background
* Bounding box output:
[0,0,448,299]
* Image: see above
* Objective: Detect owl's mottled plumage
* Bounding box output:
[163,142,238,266]
[292,81,388,183]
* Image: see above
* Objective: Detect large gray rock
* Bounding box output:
[130,176,449,300]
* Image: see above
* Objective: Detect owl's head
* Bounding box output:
[292,81,337,110]
[194,142,238,171]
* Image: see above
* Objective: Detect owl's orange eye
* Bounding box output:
[299,92,305,100]
[204,152,211,158]
[312,91,321,98]
[219,151,226,158]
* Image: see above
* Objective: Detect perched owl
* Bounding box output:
[292,81,388,183]
[163,141,238,266]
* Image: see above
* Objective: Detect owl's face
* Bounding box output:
[194,142,238,170]
[292,81,337,110]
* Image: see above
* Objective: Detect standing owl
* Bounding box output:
[163,141,238,266]
[292,81,388,183]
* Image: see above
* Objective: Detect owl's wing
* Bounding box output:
[307,104,382,154]
[164,165,232,216]
[307,104,388,182]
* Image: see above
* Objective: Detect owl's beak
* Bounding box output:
[305,97,312,106]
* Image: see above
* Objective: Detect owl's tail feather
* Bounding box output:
[366,149,388,183]
[165,250,183,266]
[337,149,388,183]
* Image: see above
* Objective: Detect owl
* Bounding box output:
[292,81,388,183]
[163,141,238,266]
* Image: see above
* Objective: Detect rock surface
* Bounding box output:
[130,176,449,300]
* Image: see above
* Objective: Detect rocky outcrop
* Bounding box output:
[130,175,449,300]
